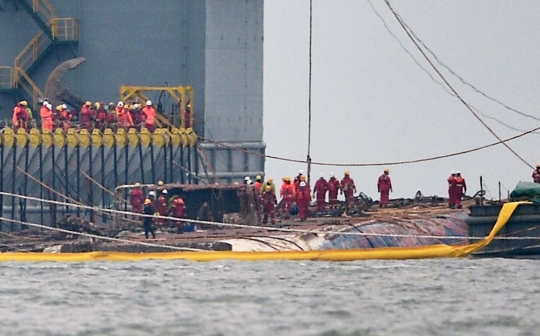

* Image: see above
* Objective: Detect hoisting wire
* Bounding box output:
[383,0,533,170]
[198,125,540,167]
[307,0,313,185]
[2,191,540,242]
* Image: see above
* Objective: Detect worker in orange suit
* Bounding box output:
[377,168,393,208]
[313,173,328,213]
[12,101,29,131]
[280,176,296,219]
[295,181,311,221]
[130,182,145,219]
[533,164,540,183]
[261,185,277,225]
[156,189,169,227]
[169,194,186,233]
[40,102,54,131]
[454,171,467,209]
[141,100,157,131]
[447,170,457,208]
[327,172,340,209]
[79,101,94,130]
[340,171,356,211]
[116,101,134,129]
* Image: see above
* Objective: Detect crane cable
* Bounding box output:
[383,0,533,170]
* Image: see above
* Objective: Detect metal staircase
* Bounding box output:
[0,0,79,108]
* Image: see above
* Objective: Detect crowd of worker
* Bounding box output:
[129,181,186,239]
[11,100,192,133]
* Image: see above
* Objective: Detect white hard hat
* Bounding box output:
[320,173,324,178]
[148,191,156,197]
[46,103,52,109]
[146,100,152,106]
[117,101,124,107]
[300,181,306,187]
[42,101,48,106]
[456,170,461,174]
[62,104,67,109]
[162,189,168,194]
[451,170,456,174]
[244,176,250,181]
[299,169,304,174]
[133,103,139,108]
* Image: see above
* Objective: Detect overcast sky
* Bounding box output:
[263,0,540,201]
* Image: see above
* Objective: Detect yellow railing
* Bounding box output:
[0,67,13,89]
[16,67,44,108]
[14,28,50,85]
[52,18,79,41]
[31,0,56,29]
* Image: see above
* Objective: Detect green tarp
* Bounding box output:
[510,182,540,202]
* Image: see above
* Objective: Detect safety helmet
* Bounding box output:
[245,176,250,181]
[146,100,152,106]
[85,101,91,106]
[133,103,139,109]
[144,199,152,205]
[299,169,304,174]
[95,102,101,108]
[300,181,306,187]
[300,175,307,181]
[46,103,52,109]
[384,168,390,173]
[117,101,124,107]
[537,164,540,169]
[162,189,168,194]
[158,180,164,186]
[148,191,156,197]
[268,178,274,183]
[42,101,48,106]
[265,185,271,192]
[344,171,350,176]
[134,182,141,187]
[284,176,290,181]
[320,173,324,178]
[62,104,67,109]
[20,101,28,106]
[451,170,456,174]
[256,175,262,180]
[456,170,461,174]
[56,105,63,111]
[187,104,191,108]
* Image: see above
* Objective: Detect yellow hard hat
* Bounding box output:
[85,101,91,106]
[300,175,306,181]
[20,101,28,106]
[268,178,273,183]
[56,105,63,111]
[134,182,141,187]
[256,175,262,180]
[384,168,390,173]
[537,164,540,169]
[158,180,164,186]
[284,176,290,181]
[265,185,271,191]
[144,198,152,205]
[344,171,350,176]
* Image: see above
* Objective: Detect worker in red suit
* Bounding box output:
[533,164,540,183]
[280,176,296,219]
[58,104,72,132]
[169,194,186,233]
[340,171,356,211]
[130,182,144,219]
[184,103,192,128]
[261,185,277,225]
[79,101,94,130]
[156,189,169,227]
[295,181,311,221]
[12,101,29,131]
[313,173,328,213]
[116,101,134,129]
[327,172,340,209]
[106,102,117,130]
[293,169,304,189]
[454,171,467,209]
[377,168,393,208]
[94,102,107,131]
[142,100,157,131]
[254,175,263,194]
[40,102,54,131]
[447,170,457,208]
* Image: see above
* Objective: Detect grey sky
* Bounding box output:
[263,0,540,200]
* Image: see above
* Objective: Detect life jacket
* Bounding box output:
[142,106,156,125]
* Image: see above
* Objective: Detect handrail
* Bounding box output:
[16,67,44,108]
[0,66,13,89]
[53,18,79,41]
[14,29,49,83]
[32,0,56,25]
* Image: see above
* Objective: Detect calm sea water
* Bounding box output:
[0,258,539,336]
